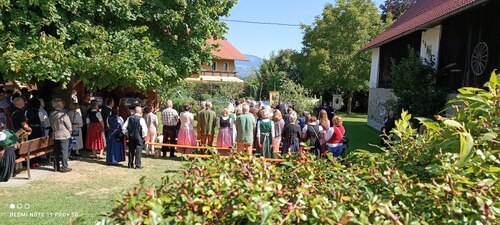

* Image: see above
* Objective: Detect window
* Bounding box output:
[223,62,229,71]
[211,62,217,71]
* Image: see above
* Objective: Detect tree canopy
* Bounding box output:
[244,49,303,101]
[380,0,416,22]
[299,0,386,113]
[0,0,236,91]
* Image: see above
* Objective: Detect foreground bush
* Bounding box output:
[98,72,499,224]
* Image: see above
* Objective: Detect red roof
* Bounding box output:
[209,38,248,61]
[363,0,488,50]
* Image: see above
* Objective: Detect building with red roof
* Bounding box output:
[364,0,499,129]
[187,38,248,83]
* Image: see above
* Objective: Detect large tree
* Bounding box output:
[0,0,236,92]
[380,0,416,22]
[246,49,303,100]
[299,0,386,113]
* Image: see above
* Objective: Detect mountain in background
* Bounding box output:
[235,54,263,79]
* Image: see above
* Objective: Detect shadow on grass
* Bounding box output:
[342,120,382,153]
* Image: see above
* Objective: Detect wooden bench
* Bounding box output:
[15,136,53,179]
[182,154,286,162]
[146,142,257,155]
[146,142,313,162]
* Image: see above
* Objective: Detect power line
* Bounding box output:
[221,19,301,27]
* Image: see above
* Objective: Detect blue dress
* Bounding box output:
[106,116,126,164]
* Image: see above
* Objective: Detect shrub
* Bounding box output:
[97,72,499,224]
[280,80,317,113]
[390,48,446,118]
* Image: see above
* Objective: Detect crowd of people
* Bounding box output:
[0,87,349,182]
[157,98,347,160]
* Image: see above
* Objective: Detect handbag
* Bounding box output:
[115,132,125,142]
[68,137,78,150]
[71,129,80,137]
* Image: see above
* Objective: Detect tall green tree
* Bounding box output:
[0,0,236,92]
[299,0,386,113]
[248,49,303,100]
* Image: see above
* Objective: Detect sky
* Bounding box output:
[224,0,385,59]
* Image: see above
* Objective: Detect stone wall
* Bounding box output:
[367,88,397,130]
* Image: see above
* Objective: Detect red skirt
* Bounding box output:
[86,122,105,151]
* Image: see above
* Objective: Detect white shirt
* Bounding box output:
[179,111,194,129]
[324,127,335,141]
[86,109,103,124]
[122,114,148,138]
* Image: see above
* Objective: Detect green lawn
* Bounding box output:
[0,113,379,224]
[337,112,382,153]
[0,155,183,225]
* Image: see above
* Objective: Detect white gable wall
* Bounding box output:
[420,25,442,69]
[369,48,380,88]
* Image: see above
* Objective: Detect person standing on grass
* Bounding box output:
[118,99,131,121]
[216,108,234,148]
[50,98,72,173]
[198,101,217,148]
[196,100,206,135]
[282,112,301,154]
[25,98,44,140]
[257,109,275,158]
[318,109,330,155]
[79,94,91,146]
[325,116,346,157]
[101,98,114,139]
[10,97,32,136]
[272,109,285,156]
[161,100,178,158]
[144,106,158,157]
[67,103,84,156]
[0,123,18,182]
[86,100,105,159]
[177,103,197,154]
[227,103,237,144]
[301,116,323,159]
[236,104,256,155]
[123,106,148,169]
[39,99,51,136]
[106,106,125,165]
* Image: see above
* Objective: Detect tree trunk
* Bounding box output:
[346,92,353,114]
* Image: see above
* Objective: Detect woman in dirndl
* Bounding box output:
[106,106,125,165]
[257,108,275,158]
[216,108,233,149]
[86,100,105,159]
[177,103,196,153]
